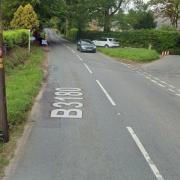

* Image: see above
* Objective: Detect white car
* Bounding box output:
[92,38,119,48]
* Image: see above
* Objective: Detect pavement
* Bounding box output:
[3,29,180,180]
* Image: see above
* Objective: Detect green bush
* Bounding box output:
[4,29,29,48]
[66,28,78,42]
[80,30,180,54]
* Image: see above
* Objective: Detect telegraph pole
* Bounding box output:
[0,0,9,143]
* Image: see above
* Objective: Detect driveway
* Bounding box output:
[142,55,180,90]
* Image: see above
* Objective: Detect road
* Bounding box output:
[4,30,180,180]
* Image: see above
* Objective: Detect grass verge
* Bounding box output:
[0,46,45,177]
[98,48,160,63]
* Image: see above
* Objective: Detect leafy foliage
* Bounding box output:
[80,30,180,54]
[10,4,39,30]
[4,29,29,48]
[150,0,180,28]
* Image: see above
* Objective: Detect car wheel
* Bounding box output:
[105,44,109,48]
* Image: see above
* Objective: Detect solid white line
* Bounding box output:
[83,63,93,74]
[96,80,116,106]
[126,127,164,180]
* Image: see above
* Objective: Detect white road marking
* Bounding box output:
[71,49,76,53]
[151,79,158,83]
[96,80,116,106]
[76,55,83,61]
[145,76,151,80]
[168,85,175,89]
[168,89,175,93]
[154,77,160,81]
[126,127,164,180]
[176,94,180,97]
[83,63,93,74]
[51,88,83,119]
[137,72,144,76]
[160,81,168,85]
[156,83,165,88]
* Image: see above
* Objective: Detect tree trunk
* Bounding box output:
[104,11,111,32]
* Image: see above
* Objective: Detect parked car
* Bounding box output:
[77,39,96,53]
[92,38,119,48]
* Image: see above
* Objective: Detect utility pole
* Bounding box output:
[0,0,9,143]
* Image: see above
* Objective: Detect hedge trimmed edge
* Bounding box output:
[80,30,180,55]
[4,29,29,49]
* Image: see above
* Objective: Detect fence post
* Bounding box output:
[0,0,9,143]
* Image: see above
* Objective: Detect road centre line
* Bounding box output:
[83,63,93,74]
[71,49,76,53]
[126,127,164,180]
[76,54,83,61]
[176,94,180,97]
[96,80,116,106]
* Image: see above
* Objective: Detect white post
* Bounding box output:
[28,29,31,52]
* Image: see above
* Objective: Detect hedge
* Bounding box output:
[66,28,78,42]
[79,30,180,54]
[4,29,29,49]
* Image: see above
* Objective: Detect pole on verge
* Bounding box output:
[28,29,31,52]
[0,0,9,143]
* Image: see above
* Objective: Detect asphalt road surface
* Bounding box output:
[4,29,180,180]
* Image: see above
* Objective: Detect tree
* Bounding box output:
[150,0,180,28]
[130,10,157,29]
[10,4,39,30]
[94,0,128,32]
[114,0,156,30]
[10,5,24,29]
[3,0,65,29]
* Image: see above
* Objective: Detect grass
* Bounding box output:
[98,47,160,63]
[0,46,44,177]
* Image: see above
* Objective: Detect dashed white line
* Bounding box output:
[176,94,180,97]
[71,49,76,53]
[154,77,160,81]
[156,83,165,88]
[151,79,158,83]
[83,63,93,74]
[96,80,116,106]
[76,54,83,61]
[145,76,151,80]
[168,85,175,89]
[168,89,175,93]
[160,81,168,85]
[126,127,164,180]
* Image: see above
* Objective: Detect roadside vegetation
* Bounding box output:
[0,46,44,177]
[98,48,160,63]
